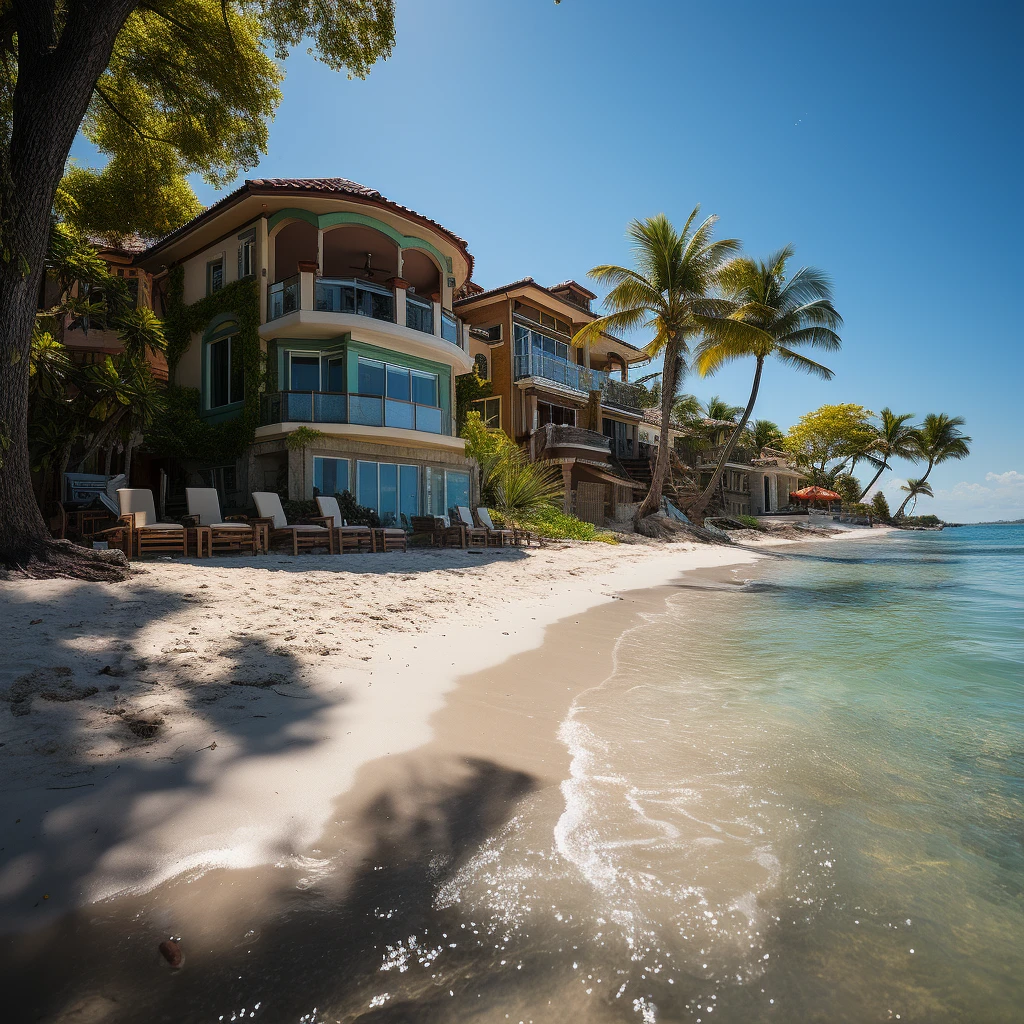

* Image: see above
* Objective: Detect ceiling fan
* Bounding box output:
[349,252,390,279]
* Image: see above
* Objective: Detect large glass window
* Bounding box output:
[207,257,224,295]
[411,370,438,407]
[386,365,411,401]
[209,335,243,408]
[445,470,471,513]
[358,358,386,396]
[326,356,345,392]
[357,461,420,525]
[290,354,320,391]
[313,457,350,497]
[538,401,576,427]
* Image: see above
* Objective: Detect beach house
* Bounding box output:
[135,178,479,524]
[455,278,649,522]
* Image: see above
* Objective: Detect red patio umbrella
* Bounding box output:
[790,485,843,504]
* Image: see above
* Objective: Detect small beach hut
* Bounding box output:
[790,485,843,511]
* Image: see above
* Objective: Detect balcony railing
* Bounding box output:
[530,423,611,462]
[314,277,395,322]
[513,351,646,411]
[265,275,465,350]
[260,390,450,435]
[406,294,433,335]
[268,275,300,321]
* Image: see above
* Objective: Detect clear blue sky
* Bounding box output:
[73,1,1024,521]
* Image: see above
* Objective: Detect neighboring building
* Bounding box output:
[135,177,479,523]
[454,277,649,520]
[47,235,168,381]
[696,444,807,517]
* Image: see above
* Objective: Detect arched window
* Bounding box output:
[474,352,489,380]
[203,317,243,410]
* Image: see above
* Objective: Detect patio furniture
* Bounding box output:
[312,496,373,553]
[184,487,260,555]
[411,515,447,547]
[473,507,517,547]
[371,526,408,552]
[450,507,488,549]
[251,492,335,555]
[186,525,213,558]
[116,489,186,558]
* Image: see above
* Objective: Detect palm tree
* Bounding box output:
[747,418,785,454]
[687,246,842,519]
[703,394,743,422]
[893,414,971,518]
[573,210,740,525]
[898,478,934,516]
[857,408,918,501]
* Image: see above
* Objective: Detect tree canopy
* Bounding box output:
[785,403,876,482]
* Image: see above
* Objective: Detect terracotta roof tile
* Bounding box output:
[137,177,472,273]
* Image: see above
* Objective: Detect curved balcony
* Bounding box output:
[263,272,473,372]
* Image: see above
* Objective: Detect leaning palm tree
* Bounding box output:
[898,478,934,516]
[687,246,842,519]
[573,210,740,525]
[857,408,918,500]
[893,413,971,518]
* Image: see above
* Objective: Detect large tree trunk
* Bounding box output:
[858,461,889,502]
[687,357,764,520]
[634,339,681,526]
[0,0,135,576]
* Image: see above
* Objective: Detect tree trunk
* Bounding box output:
[895,459,935,519]
[687,357,764,520]
[104,444,114,477]
[0,0,136,574]
[123,438,134,484]
[858,461,889,502]
[634,339,681,526]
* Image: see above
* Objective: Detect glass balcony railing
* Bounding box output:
[406,295,434,335]
[512,350,646,410]
[314,278,394,322]
[268,275,300,321]
[441,311,459,345]
[260,391,450,435]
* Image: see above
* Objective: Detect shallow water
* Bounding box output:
[427,525,1024,1022]
[5,526,1023,1022]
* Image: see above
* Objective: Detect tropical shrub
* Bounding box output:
[870,491,891,519]
[736,514,762,528]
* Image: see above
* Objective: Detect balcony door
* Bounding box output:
[290,353,320,392]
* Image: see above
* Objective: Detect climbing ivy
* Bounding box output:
[148,269,264,463]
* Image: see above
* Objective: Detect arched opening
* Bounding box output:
[401,247,441,300]
[473,352,488,379]
[273,219,318,282]
[321,225,399,282]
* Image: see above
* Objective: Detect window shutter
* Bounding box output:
[237,244,243,280]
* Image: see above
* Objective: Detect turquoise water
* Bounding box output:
[5,526,1021,1022]
[436,525,1024,1021]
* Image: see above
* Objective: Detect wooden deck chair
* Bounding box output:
[251,492,334,555]
[474,507,516,547]
[185,487,258,555]
[116,488,186,558]
[312,496,373,553]
[451,507,488,549]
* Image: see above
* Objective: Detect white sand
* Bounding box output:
[0,527,890,932]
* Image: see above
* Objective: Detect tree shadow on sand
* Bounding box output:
[3,757,539,1023]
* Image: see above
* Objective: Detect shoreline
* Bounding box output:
[0,527,891,936]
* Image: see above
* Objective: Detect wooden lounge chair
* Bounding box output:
[184,487,259,555]
[311,496,373,553]
[450,507,488,549]
[410,515,447,547]
[116,488,186,558]
[473,507,517,547]
[251,492,335,555]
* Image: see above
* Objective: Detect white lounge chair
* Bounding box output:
[473,507,516,547]
[116,488,185,558]
[185,487,259,555]
[312,495,373,553]
[452,506,488,549]
[251,492,335,555]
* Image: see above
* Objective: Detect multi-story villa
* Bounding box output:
[696,445,807,517]
[136,178,479,523]
[455,277,649,520]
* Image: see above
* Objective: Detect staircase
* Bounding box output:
[619,453,697,510]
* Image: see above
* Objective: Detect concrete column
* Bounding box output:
[316,229,324,274]
[258,217,270,324]
[431,293,442,338]
[562,462,573,513]
[298,262,316,311]
[388,277,409,327]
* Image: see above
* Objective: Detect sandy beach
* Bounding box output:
[0,529,894,936]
